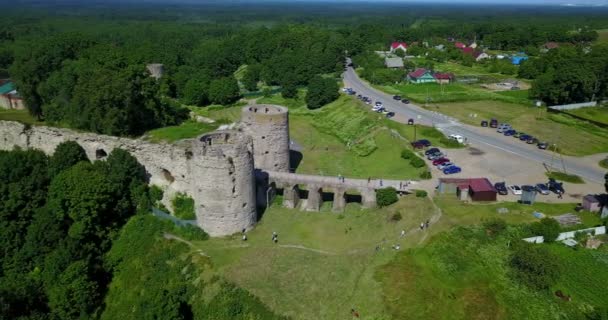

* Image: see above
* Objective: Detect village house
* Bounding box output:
[384,57,404,69]
[473,51,490,61]
[389,42,408,53]
[454,41,466,49]
[407,68,436,84]
[434,72,455,84]
[0,80,26,110]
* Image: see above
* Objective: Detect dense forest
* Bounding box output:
[2,3,608,135]
[0,144,285,320]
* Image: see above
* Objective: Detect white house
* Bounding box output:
[390,42,408,53]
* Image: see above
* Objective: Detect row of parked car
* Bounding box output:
[493,178,564,196]
[422,146,462,174]
[481,119,549,150]
[392,95,411,104]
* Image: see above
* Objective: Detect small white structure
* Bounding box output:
[523,226,606,244]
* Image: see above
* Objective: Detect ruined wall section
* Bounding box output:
[0,120,192,207]
[190,131,256,236]
[241,105,290,172]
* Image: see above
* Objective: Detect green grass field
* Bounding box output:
[190,195,439,320]
[424,101,608,156]
[376,82,532,105]
[595,29,608,43]
[564,106,608,126]
[144,120,226,142]
[0,109,44,125]
[546,171,585,184]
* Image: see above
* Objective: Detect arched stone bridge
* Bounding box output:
[256,170,414,212]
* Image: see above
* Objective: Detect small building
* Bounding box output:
[438,178,497,202]
[511,53,529,65]
[0,81,26,110]
[462,47,475,55]
[454,42,466,49]
[583,194,601,212]
[390,42,408,53]
[407,68,436,84]
[384,57,404,69]
[520,185,537,204]
[434,72,455,84]
[473,51,490,61]
[434,44,445,51]
[544,42,559,50]
[469,42,478,49]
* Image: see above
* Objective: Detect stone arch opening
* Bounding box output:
[95,149,108,159]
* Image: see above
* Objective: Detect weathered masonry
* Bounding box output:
[0,103,411,236]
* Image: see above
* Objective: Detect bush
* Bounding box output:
[510,242,560,290]
[172,193,196,220]
[401,149,414,160]
[415,190,427,198]
[305,76,339,109]
[149,185,164,205]
[172,224,209,241]
[419,171,432,179]
[530,218,561,243]
[377,187,398,207]
[410,156,426,168]
[391,212,402,222]
[483,218,507,237]
[545,171,584,184]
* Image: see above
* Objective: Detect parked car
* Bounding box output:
[480,120,488,127]
[443,166,462,174]
[356,94,362,99]
[513,132,521,138]
[408,118,414,125]
[537,142,548,149]
[448,134,465,144]
[490,119,498,128]
[437,162,455,170]
[509,185,522,195]
[411,141,427,149]
[494,182,508,195]
[416,139,431,147]
[341,87,351,93]
[527,137,538,144]
[401,99,410,104]
[519,134,532,141]
[548,178,565,194]
[424,148,440,155]
[372,105,384,112]
[375,101,383,106]
[427,152,444,161]
[432,157,450,166]
[386,112,395,118]
[535,183,550,195]
[393,95,402,100]
[503,129,516,136]
[497,124,512,133]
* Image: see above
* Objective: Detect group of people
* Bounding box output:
[420,219,430,230]
[272,231,278,243]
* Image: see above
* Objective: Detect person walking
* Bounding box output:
[400,229,406,238]
[420,222,424,230]
[425,219,430,229]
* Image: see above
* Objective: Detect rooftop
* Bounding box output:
[0,81,15,95]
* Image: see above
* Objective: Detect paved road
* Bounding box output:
[343,61,605,184]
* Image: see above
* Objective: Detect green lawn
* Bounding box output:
[424,100,608,156]
[595,29,608,43]
[376,82,532,105]
[0,109,44,125]
[191,195,439,320]
[143,120,226,143]
[546,171,585,184]
[564,106,608,126]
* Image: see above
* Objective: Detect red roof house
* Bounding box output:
[544,42,559,50]
[462,47,475,55]
[454,42,466,49]
[433,72,455,83]
[390,42,408,52]
[438,178,497,201]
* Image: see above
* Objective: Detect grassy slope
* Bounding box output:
[424,101,608,156]
[564,106,608,126]
[0,109,44,125]
[192,196,439,320]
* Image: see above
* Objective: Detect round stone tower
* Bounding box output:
[241,104,290,172]
[190,130,256,236]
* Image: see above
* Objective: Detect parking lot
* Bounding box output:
[420,144,605,203]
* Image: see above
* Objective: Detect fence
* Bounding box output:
[523,225,606,244]
[548,101,597,111]
[151,207,197,227]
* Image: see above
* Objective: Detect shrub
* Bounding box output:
[172,224,208,241]
[149,185,164,205]
[483,218,507,237]
[419,171,432,179]
[306,75,339,109]
[415,190,427,198]
[391,212,403,221]
[410,156,426,168]
[420,127,443,138]
[401,149,414,160]
[439,137,464,148]
[172,193,196,220]
[510,242,560,290]
[545,171,584,184]
[530,218,561,243]
[377,187,398,207]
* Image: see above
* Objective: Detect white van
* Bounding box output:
[448,134,465,144]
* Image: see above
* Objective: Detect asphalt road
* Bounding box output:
[343,61,605,184]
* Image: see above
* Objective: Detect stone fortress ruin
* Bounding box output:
[0,104,411,237]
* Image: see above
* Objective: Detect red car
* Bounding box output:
[432,158,450,166]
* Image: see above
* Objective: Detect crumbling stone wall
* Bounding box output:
[190,131,256,236]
